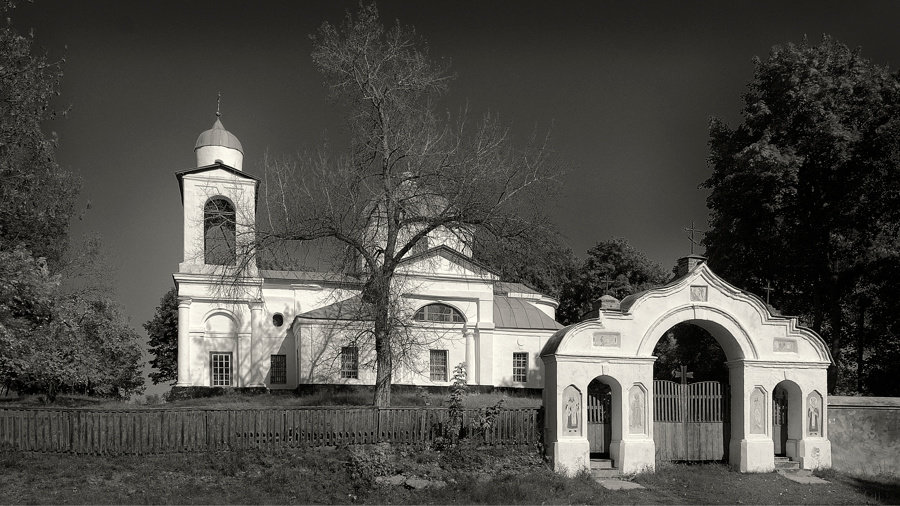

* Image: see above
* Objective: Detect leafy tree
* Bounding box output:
[0,4,144,400]
[557,238,669,325]
[703,36,900,392]
[473,227,577,300]
[0,3,79,268]
[256,3,560,405]
[0,247,144,399]
[145,287,178,385]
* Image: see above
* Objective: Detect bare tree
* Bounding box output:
[254,3,560,406]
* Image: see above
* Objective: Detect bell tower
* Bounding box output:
[175,114,258,274]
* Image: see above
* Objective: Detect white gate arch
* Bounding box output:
[541,260,832,474]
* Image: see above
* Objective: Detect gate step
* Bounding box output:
[590,459,620,477]
[774,456,800,470]
[591,468,622,478]
[590,458,615,470]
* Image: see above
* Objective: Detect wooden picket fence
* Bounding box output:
[0,406,541,455]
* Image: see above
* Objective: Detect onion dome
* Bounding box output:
[194,118,244,170]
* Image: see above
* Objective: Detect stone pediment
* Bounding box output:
[396,245,498,280]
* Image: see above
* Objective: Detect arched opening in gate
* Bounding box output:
[651,321,732,462]
[772,380,802,457]
[587,376,618,458]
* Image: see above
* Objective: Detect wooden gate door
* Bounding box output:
[587,381,611,455]
[653,380,729,461]
[772,388,788,455]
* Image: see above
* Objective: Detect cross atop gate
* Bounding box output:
[763,280,774,305]
[601,275,614,294]
[672,364,693,385]
[684,221,705,255]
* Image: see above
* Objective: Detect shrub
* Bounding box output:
[347,444,394,483]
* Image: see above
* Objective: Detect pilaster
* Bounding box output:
[175,297,193,386]
[476,322,494,386]
[247,300,265,387]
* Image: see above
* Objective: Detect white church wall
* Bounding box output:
[296,320,469,386]
[492,329,549,389]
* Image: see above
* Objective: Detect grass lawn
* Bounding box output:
[1,444,897,504]
[1,390,542,409]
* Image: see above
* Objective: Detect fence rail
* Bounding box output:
[0,406,541,455]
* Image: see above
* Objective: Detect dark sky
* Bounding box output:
[12,1,900,381]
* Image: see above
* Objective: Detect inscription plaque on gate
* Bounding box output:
[592,332,620,347]
[773,338,798,353]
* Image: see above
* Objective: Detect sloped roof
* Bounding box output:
[297,293,562,330]
[297,295,374,321]
[399,245,499,277]
[493,281,541,296]
[493,295,563,330]
[174,161,259,202]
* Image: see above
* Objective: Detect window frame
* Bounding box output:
[414,303,465,324]
[512,352,528,383]
[203,196,236,266]
[340,346,359,379]
[270,354,287,385]
[430,349,448,382]
[210,351,233,387]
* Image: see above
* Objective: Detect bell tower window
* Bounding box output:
[204,197,236,265]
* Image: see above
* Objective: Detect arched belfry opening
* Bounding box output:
[540,259,832,475]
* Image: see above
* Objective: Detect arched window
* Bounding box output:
[414,303,465,323]
[204,197,236,265]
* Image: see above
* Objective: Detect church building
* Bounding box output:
[172,118,562,391]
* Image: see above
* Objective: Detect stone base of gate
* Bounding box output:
[731,438,775,472]
[796,438,831,470]
[611,439,655,474]
[550,439,591,476]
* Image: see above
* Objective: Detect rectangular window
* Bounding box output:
[430,349,448,382]
[341,346,359,379]
[270,354,286,384]
[513,352,528,383]
[210,352,232,386]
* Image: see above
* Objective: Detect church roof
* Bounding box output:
[296,293,562,331]
[493,281,541,296]
[296,295,374,321]
[493,295,563,330]
[195,118,243,153]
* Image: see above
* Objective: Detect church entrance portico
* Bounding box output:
[541,258,832,475]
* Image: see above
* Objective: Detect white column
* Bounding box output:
[248,300,265,387]
[175,297,192,386]
[464,329,475,384]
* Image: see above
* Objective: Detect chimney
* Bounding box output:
[586,294,620,318]
[676,254,707,278]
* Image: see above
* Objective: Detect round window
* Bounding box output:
[272,313,284,327]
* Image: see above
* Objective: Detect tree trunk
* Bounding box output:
[827,301,843,394]
[372,274,393,407]
[856,304,866,394]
